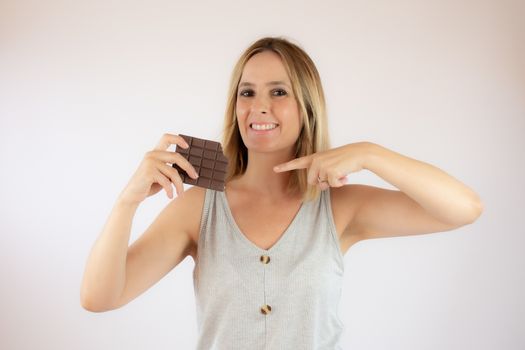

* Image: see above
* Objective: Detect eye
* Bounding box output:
[239,89,254,97]
[238,88,288,97]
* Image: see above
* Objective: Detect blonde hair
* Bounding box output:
[222,36,330,202]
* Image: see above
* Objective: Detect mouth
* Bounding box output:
[249,122,279,131]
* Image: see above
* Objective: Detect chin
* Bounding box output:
[240,129,297,154]
[245,142,296,156]
[245,142,277,153]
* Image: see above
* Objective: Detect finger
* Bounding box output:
[170,152,199,179]
[318,182,330,191]
[154,133,190,151]
[151,151,199,179]
[310,165,326,186]
[159,163,184,196]
[153,172,174,199]
[327,171,345,188]
[273,156,311,173]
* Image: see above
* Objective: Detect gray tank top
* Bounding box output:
[192,188,345,349]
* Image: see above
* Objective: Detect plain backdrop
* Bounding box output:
[1,0,524,349]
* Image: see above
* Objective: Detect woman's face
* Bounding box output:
[235,50,302,155]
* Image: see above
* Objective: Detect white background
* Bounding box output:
[1,0,524,349]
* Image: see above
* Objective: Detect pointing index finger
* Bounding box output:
[273,156,311,172]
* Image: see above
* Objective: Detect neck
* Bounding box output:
[229,148,298,198]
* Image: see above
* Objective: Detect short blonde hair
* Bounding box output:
[222,36,330,202]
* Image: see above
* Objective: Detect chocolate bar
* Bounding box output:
[172,134,228,191]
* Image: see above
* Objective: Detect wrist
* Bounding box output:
[115,196,141,210]
[360,141,383,171]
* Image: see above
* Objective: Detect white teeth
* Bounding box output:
[251,123,278,130]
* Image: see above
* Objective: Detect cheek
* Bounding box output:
[235,101,248,121]
[235,104,249,135]
[279,102,301,125]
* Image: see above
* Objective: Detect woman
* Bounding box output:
[80,37,483,349]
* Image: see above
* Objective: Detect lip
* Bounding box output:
[249,121,279,126]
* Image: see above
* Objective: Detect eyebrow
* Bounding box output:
[238,81,291,89]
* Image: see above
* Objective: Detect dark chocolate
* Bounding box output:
[172,134,228,191]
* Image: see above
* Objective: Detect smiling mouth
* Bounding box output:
[249,123,279,131]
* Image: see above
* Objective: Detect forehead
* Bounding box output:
[240,51,291,84]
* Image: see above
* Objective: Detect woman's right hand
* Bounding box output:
[118,133,199,205]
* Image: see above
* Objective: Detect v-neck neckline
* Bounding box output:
[219,189,306,253]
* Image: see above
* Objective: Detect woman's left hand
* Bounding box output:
[273,142,372,190]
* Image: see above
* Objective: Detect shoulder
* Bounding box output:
[329,183,402,240]
[167,186,207,246]
[178,185,207,206]
[329,185,359,213]
[330,184,378,206]
[329,185,381,251]
[328,185,369,237]
[330,184,387,216]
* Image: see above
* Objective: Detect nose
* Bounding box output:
[253,94,269,114]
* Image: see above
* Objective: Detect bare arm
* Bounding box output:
[80,187,204,312]
[361,142,483,226]
[275,141,483,244]
[116,187,203,309]
[80,133,201,312]
[80,198,140,312]
[340,143,483,242]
